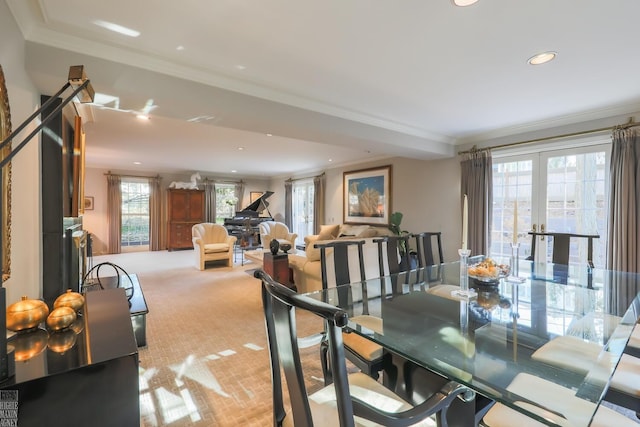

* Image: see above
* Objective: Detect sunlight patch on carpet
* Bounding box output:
[219,349,236,357]
[243,343,263,351]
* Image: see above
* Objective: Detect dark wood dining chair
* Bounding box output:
[412,232,444,285]
[527,231,599,268]
[256,268,473,427]
[314,240,388,384]
[374,235,411,295]
[527,232,599,284]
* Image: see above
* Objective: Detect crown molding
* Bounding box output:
[10,1,452,146]
[455,101,640,146]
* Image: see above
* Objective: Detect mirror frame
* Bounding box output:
[0,65,12,282]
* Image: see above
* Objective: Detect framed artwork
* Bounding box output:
[343,165,391,225]
[84,196,94,211]
[250,191,264,202]
[0,65,11,281]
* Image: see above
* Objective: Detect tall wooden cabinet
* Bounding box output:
[167,189,205,250]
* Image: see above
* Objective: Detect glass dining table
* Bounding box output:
[303,258,640,426]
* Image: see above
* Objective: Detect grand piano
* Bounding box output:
[223,191,274,242]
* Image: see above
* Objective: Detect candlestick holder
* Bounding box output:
[452,249,476,299]
[507,242,526,283]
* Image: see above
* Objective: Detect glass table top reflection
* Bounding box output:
[304,259,640,426]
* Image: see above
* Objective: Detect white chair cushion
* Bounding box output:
[203,243,229,254]
[531,335,606,375]
[611,353,640,396]
[628,324,640,350]
[282,372,436,427]
[426,284,461,301]
[482,373,640,427]
[343,315,384,361]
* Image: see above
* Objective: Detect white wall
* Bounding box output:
[271,156,463,262]
[0,3,42,305]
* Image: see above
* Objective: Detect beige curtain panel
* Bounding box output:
[460,149,493,257]
[106,174,122,254]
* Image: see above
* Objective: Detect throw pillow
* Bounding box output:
[358,228,379,238]
[317,224,340,241]
[305,235,321,261]
[339,224,370,237]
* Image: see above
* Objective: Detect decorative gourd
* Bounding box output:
[54,289,85,312]
[6,296,50,332]
[46,307,77,332]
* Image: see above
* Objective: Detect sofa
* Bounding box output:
[288,224,395,294]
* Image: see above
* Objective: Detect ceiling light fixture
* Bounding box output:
[136,114,150,120]
[133,161,142,165]
[176,45,185,51]
[93,20,140,37]
[528,51,557,65]
[452,0,479,6]
[266,133,273,137]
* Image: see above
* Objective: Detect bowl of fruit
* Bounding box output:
[467,258,510,284]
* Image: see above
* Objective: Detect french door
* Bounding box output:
[292,179,314,246]
[491,143,610,268]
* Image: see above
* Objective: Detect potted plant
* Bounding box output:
[389,212,415,269]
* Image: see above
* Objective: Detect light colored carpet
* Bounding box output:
[93,250,325,427]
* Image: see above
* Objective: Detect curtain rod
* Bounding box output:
[457,117,640,155]
[104,172,160,180]
[285,172,325,183]
[203,178,243,184]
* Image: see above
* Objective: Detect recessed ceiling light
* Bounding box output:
[231,170,237,173]
[133,161,142,165]
[528,51,557,65]
[328,159,333,162]
[136,114,150,120]
[238,147,244,151]
[176,45,185,51]
[452,0,478,6]
[266,133,273,137]
[93,20,140,37]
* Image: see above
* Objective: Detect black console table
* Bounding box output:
[2,288,140,427]
[84,274,149,347]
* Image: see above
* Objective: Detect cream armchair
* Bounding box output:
[258,221,297,249]
[192,223,237,270]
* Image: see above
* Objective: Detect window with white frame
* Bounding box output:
[292,179,314,246]
[215,183,237,224]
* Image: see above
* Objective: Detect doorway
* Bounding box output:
[491,142,610,268]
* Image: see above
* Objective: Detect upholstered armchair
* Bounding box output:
[258,221,297,249]
[192,223,237,270]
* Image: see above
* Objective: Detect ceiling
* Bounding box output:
[6,0,640,178]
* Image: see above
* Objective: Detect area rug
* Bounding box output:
[94,251,325,427]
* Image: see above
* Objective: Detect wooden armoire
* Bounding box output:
[167,189,205,250]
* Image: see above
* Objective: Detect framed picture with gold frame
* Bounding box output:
[84,196,94,211]
[343,165,391,225]
[0,65,12,281]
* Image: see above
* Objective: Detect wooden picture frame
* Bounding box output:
[343,165,391,225]
[84,196,94,211]
[250,191,264,203]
